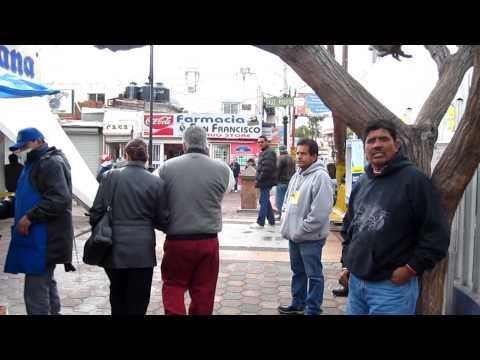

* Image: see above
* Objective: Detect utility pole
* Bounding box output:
[148,45,154,172]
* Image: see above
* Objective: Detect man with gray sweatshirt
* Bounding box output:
[158,125,234,315]
[278,139,333,315]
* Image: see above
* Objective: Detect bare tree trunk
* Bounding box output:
[255,44,479,314]
[327,45,347,195]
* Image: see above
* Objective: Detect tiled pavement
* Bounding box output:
[0,192,347,315]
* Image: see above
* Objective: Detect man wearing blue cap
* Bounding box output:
[0,127,74,315]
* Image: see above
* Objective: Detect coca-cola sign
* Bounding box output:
[144,114,174,136]
[143,113,262,139]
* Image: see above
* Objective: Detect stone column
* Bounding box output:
[240,174,257,210]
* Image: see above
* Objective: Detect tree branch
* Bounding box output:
[424,45,450,74]
[415,46,474,130]
[432,46,480,222]
[256,45,407,139]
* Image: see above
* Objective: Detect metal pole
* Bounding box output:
[148,45,154,171]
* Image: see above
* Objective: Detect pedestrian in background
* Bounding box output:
[90,138,167,315]
[159,126,233,315]
[278,139,333,315]
[230,157,241,192]
[0,127,74,315]
[96,154,114,183]
[4,153,23,193]
[245,158,256,173]
[251,135,277,229]
[340,119,450,315]
[275,145,295,221]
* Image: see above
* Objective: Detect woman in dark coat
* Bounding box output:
[89,138,167,315]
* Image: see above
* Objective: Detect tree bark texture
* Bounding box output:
[255,45,479,314]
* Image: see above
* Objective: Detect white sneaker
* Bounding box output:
[267,223,276,227]
[250,223,265,229]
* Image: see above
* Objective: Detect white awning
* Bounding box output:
[0,96,98,208]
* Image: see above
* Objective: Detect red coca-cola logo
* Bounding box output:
[144,115,173,126]
[144,114,174,136]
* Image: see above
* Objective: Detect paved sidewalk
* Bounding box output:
[0,192,347,315]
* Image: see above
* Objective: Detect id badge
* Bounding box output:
[291,191,300,205]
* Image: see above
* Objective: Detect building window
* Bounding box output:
[88,93,105,103]
[222,102,240,114]
[211,143,229,163]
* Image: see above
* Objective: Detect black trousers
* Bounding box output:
[104,267,154,315]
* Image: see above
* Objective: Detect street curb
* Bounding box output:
[220,245,288,252]
[223,218,258,224]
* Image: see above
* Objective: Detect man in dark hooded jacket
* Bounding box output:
[252,135,277,228]
[0,127,74,315]
[339,119,450,315]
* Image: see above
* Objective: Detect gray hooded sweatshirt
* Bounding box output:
[280,160,333,243]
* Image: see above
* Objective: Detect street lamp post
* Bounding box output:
[282,115,288,146]
[148,45,154,172]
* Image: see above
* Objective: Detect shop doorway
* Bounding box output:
[165,144,184,160]
[106,142,126,160]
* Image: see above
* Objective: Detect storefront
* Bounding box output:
[103,108,143,160]
[143,113,262,168]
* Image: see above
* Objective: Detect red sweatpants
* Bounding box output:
[161,238,219,315]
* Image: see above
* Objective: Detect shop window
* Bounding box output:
[211,144,229,163]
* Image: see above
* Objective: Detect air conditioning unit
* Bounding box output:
[47,90,74,113]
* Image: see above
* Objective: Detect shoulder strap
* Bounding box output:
[106,169,120,219]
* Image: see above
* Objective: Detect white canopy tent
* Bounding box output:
[0,96,98,208]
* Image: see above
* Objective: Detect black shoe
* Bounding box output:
[332,286,348,297]
[278,305,304,315]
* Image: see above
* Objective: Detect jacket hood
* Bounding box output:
[365,146,413,178]
[299,160,326,177]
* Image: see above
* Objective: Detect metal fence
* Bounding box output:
[444,165,480,314]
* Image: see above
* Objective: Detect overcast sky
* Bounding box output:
[36,45,453,122]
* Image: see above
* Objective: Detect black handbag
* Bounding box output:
[83,171,118,266]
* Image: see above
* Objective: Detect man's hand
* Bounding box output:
[339,268,350,288]
[390,266,415,285]
[17,215,32,236]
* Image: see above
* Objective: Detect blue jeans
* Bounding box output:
[257,186,275,226]
[289,240,325,315]
[346,273,419,315]
[275,183,288,218]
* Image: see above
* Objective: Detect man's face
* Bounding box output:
[257,138,268,150]
[296,145,317,170]
[364,128,400,168]
[18,139,43,153]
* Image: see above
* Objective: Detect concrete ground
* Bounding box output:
[0,190,347,315]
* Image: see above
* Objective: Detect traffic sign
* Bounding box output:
[265,96,294,107]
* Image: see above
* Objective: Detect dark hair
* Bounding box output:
[297,138,319,157]
[125,138,148,162]
[326,163,336,179]
[258,135,268,142]
[363,119,397,141]
[8,153,18,164]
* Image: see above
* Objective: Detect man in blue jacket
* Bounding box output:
[339,119,450,315]
[0,127,74,315]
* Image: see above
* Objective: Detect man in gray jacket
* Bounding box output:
[278,139,333,315]
[158,125,234,315]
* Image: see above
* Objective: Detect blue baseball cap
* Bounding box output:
[9,127,45,151]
